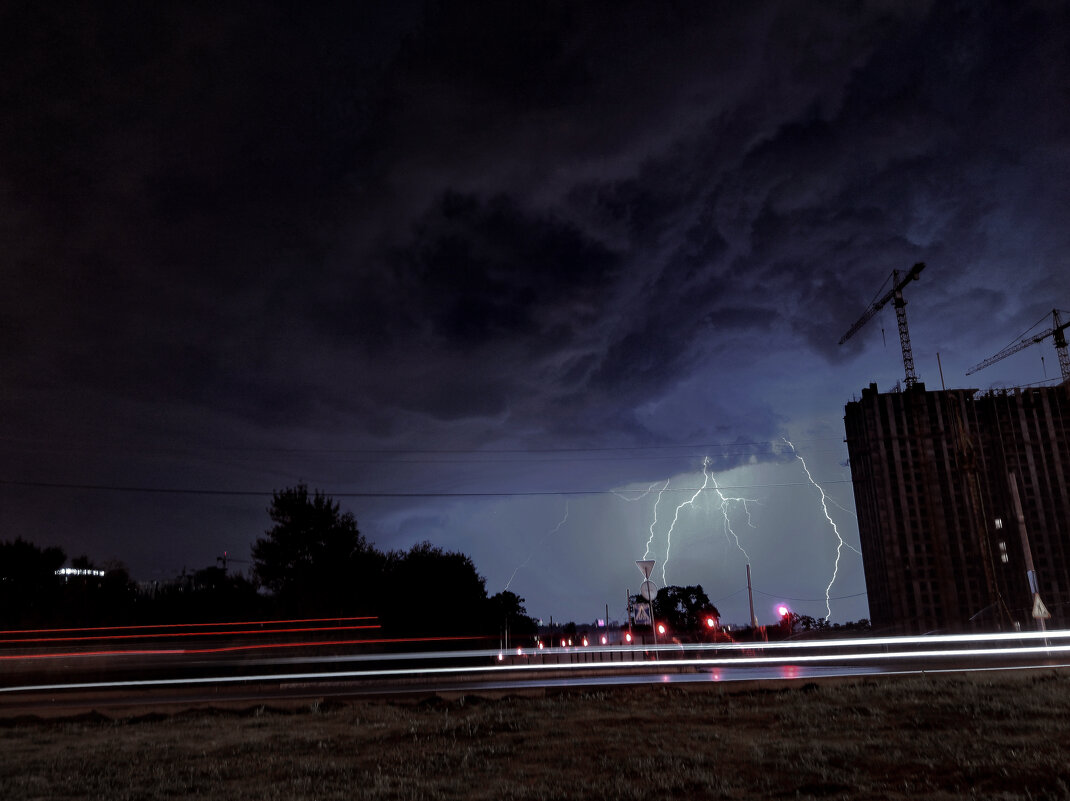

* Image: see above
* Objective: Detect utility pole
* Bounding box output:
[746,563,759,629]
[1008,472,1050,631]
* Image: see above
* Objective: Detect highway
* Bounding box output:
[3,620,1070,716]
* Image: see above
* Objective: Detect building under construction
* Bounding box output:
[844,380,1070,632]
[838,265,1069,633]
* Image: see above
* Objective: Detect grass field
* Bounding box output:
[3,670,1070,800]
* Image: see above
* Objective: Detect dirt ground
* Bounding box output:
[3,670,1070,800]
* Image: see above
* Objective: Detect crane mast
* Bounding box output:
[965,309,1070,384]
[839,262,926,389]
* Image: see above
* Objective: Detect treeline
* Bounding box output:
[0,484,537,640]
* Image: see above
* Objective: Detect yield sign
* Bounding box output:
[636,560,655,579]
[1033,593,1051,620]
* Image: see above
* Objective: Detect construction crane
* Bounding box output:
[966,309,1070,384]
[839,262,926,389]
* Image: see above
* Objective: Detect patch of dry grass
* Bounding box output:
[3,672,1070,799]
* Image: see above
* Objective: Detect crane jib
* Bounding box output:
[966,309,1070,383]
[838,263,926,389]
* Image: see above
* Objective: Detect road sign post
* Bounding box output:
[636,560,658,651]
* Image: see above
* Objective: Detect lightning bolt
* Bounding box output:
[611,481,662,503]
[644,480,671,560]
[782,437,848,620]
[504,501,569,591]
[613,479,671,561]
[711,472,757,564]
[662,459,714,584]
[617,459,758,587]
[823,496,861,556]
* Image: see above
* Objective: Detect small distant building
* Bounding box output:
[55,567,106,581]
[844,381,1070,633]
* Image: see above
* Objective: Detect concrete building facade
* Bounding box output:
[844,381,1070,633]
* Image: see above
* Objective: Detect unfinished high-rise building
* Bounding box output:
[844,381,1070,633]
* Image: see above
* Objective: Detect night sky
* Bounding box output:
[3,1,1068,627]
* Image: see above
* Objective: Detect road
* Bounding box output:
[3,624,1069,717]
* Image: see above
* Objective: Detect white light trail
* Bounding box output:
[6,630,1070,695]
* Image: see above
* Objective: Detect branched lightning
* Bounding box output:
[616,458,758,587]
[612,479,670,560]
[821,496,861,555]
[611,482,662,502]
[662,462,711,583]
[711,472,756,565]
[782,437,849,619]
[504,501,569,591]
[825,495,857,519]
[643,480,671,560]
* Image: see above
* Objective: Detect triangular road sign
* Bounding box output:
[1033,593,1051,620]
[636,560,655,579]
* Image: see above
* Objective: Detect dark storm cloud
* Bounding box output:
[1,2,416,427]
[381,191,619,352]
[7,0,1062,440]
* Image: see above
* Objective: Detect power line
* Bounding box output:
[0,435,848,459]
[752,588,868,602]
[713,586,867,605]
[0,477,855,498]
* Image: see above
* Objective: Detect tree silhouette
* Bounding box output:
[652,584,719,632]
[0,537,67,626]
[486,590,538,639]
[252,484,382,614]
[380,541,488,637]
